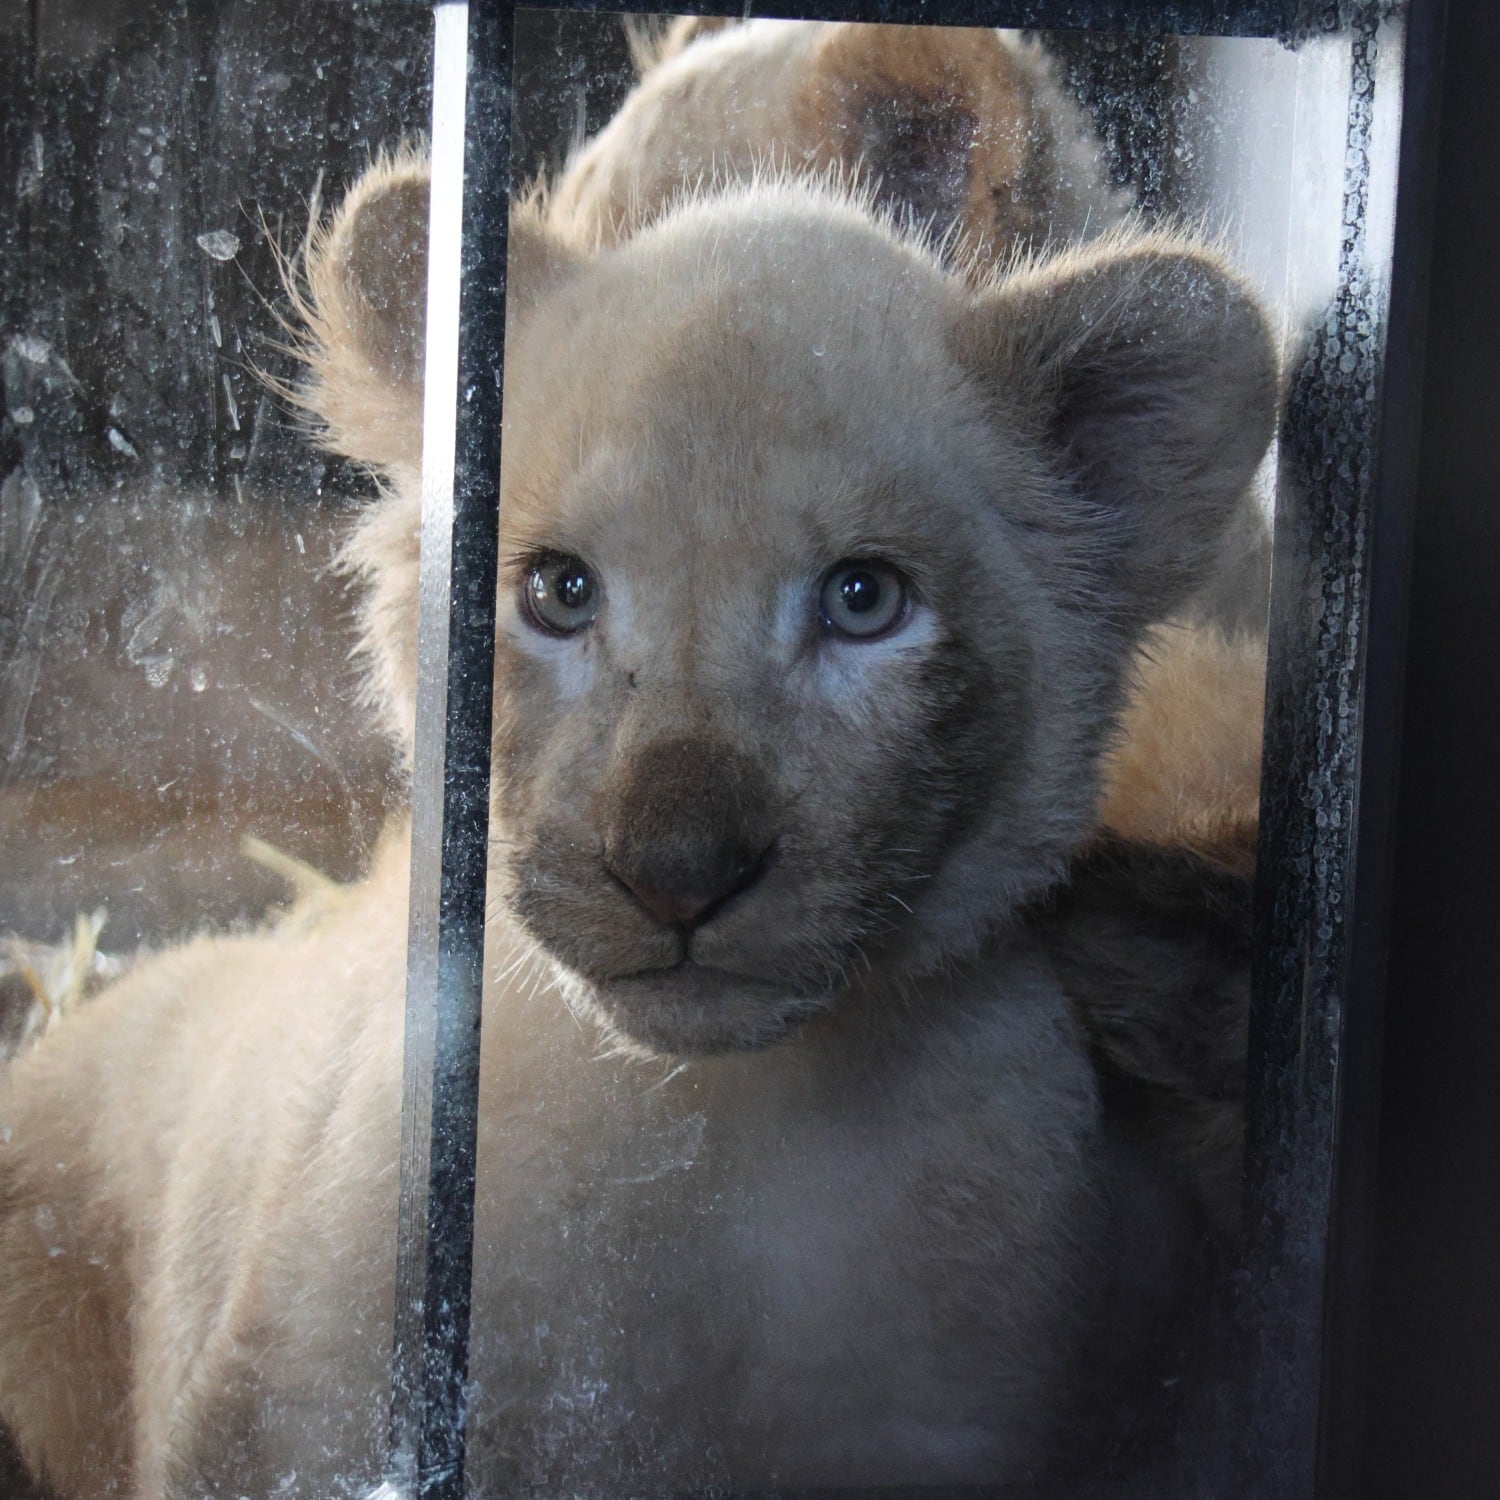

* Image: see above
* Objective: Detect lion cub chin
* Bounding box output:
[0,166,1275,1498]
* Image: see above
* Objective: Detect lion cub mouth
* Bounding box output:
[621,958,753,984]
[567,960,831,1058]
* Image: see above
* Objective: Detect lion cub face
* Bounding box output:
[304,165,1276,1056]
[490,197,1049,1053]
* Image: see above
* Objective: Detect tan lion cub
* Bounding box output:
[0,160,1275,1497]
[552,19,1124,256]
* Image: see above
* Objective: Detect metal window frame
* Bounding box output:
[392,2,1447,1495]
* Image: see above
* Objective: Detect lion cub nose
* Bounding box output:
[605,735,776,932]
[612,841,770,930]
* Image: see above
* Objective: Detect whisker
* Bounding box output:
[644,1060,690,1094]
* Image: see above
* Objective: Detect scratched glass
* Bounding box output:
[0,6,1413,1498]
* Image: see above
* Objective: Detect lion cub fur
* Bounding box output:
[0,158,1275,1497]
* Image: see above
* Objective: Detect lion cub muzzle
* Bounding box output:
[603,735,779,932]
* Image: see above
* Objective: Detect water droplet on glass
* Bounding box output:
[197,229,241,261]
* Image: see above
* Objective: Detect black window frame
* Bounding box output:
[388,2,1447,1496]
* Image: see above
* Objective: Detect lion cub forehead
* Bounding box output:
[502,183,977,520]
[526,182,958,365]
[618,178,955,286]
[501,439,919,602]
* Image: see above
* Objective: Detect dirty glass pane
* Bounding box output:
[0,4,1412,1499]
[0,2,431,1496]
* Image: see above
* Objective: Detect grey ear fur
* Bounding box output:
[799,26,1122,256]
[300,149,432,474]
[300,151,582,477]
[804,24,983,236]
[957,231,1279,629]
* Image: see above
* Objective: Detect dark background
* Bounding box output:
[1364,0,1500,1496]
[0,1,1497,1496]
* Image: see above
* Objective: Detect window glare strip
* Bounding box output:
[389,1,512,1495]
[389,0,467,1488]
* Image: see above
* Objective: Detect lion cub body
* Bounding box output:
[0,169,1275,1497]
[0,830,1099,1496]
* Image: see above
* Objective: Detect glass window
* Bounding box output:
[1,3,432,1495]
[0,5,1424,1497]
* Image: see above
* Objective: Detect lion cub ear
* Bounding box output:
[302,153,580,475]
[304,159,582,757]
[301,152,431,473]
[957,234,1279,628]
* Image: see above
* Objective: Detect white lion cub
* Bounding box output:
[0,158,1275,1498]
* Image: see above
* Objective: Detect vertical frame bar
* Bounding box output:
[1241,8,1389,1480]
[390,1,513,1495]
[1240,3,1438,1494]
[1317,3,1447,1489]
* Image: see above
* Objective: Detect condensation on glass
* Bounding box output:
[0,3,1423,1499]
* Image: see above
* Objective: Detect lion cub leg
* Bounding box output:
[0,1181,131,1494]
[129,1258,271,1499]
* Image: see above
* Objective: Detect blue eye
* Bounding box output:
[524,555,599,634]
[819,560,910,640]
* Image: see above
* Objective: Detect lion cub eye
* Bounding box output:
[819,559,910,640]
[524,555,599,635]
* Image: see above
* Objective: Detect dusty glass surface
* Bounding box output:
[0,2,432,1495]
[0,0,434,955]
[0,5,1409,1498]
